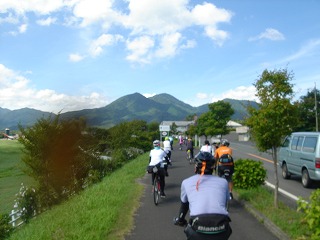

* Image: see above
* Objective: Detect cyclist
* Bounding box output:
[214,139,234,200]
[174,151,232,240]
[200,140,213,155]
[163,137,172,168]
[179,135,184,150]
[186,137,194,159]
[169,136,174,150]
[148,140,168,198]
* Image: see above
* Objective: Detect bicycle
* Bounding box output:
[151,166,162,205]
[216,155,234,210]
[186,149,193,164]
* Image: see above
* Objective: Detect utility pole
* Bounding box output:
[315,82,319,132]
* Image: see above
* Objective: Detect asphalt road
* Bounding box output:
[125,142,282,240]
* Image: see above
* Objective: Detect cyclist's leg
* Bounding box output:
[159,168,166,197]
[151,172,155,185]
[228,174,234,199]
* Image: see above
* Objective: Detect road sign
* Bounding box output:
[159,125,170,132]
[162,131,168,136]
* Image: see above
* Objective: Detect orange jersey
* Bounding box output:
[214,146,232,159]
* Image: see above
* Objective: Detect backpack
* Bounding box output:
[218,154,234,166]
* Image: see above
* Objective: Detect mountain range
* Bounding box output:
[0,93,258,131]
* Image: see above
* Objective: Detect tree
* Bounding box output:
[185,113,197,121]
[107,120,152,152]
[294,88,320,131]
[246,68,298,208]
[196,101,234,139]
[171,122,178,136]
[19,115,103,208]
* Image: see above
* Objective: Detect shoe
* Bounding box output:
[160,192,166,198]
[229,192,233,200]
[165,171,169,177]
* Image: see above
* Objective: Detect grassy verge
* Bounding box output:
[236,186,308,240]
[0,140,34,214]
[8,152,149,240]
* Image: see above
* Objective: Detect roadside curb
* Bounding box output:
[233,192,291,240]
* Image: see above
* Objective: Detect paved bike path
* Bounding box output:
[125,143,280,240]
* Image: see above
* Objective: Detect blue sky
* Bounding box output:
[1,0,319,113]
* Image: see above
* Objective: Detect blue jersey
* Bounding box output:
[180,174,229,217]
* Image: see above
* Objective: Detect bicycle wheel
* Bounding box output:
[153,176,160,205]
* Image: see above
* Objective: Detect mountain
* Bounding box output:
[0,107,53,131]
[60,92,206,128]
[0,93,257,131]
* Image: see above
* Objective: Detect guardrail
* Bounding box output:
[9,209,24,228]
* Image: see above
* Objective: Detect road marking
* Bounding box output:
[264,181,308,203]
[246,153,274,164]
[235,147,309,203]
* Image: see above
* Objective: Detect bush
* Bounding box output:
[0,213,13,240]
[233,159,267,189]
[297,189,320,240]
[14,183,38,223]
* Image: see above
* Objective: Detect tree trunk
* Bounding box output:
[272,146,279,208]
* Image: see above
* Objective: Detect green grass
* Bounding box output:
[0,140,34,214]
[8,153,148,240]
[236,186,308,240]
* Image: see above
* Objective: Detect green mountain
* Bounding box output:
[0,93,257,130]
[0,107,53,131]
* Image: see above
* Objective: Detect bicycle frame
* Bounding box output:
[187,150,193,164]
[152,167,161,205]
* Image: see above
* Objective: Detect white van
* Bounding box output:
[278,132,320,188]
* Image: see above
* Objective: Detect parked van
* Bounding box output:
[278,132,320,188]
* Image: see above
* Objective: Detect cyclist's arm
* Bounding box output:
[177,201,189,220]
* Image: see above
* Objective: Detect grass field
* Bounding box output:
[7,152,148,240]
[0,140,34,214]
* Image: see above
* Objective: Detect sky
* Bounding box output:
[1,0,320,114]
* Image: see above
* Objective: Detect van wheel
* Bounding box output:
[281,163,290,179]
[302,169,312,188]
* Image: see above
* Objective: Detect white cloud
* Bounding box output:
[143,93,157,98]
[191,2,232,25]
[249,28,285,41]
[0,0,232,63]
[0,0,65,15]
[211,86,258,102]
[69,53,85,62]
[184,86,258,107]
[181,40,196,49]
[126,36,155,63]
[155,32,181,58]
[72,0,118,28]
[36,17,57,26]
[89,34,124,57]
[18,23,27,33]
[204,26,229,46]
[280,38,320,63]
[0,64,108,113]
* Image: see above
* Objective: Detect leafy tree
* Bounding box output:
[246,68,298,208]
[196,101,234,139]
[294,88,320,131]
[185,113,197,121]
[185,124,197,138]
[171,122,178,135]
[107,120,152,152]
[19,115,103,208]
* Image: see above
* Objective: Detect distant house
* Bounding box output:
[226,120,242,127]
[160,121,195,134]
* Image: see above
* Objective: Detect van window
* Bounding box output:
[291,136,304,151]
[281,136,290,147]
[302,137,317,153]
